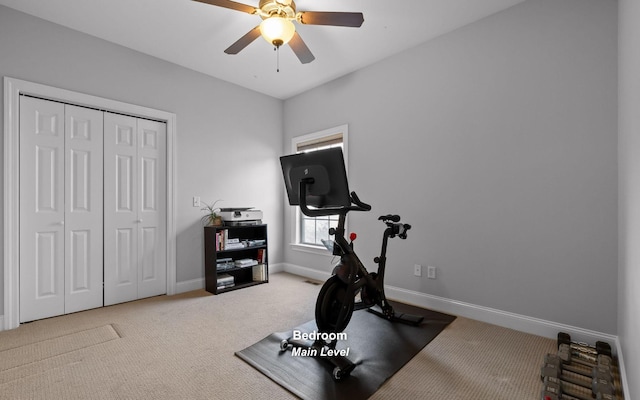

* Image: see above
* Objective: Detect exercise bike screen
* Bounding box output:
[280,147,351,208]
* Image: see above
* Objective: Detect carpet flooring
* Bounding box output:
[0,272,560,399]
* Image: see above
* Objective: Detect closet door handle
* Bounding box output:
[59,221,65,226]
[137,219,143,223]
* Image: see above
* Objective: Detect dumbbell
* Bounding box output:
[557,342,613,369]
[541,376,617,400]
[541,354,615,398]
[543,353,615,396]
[556,333,617,394]
[557,332,612,362]
[554,346,614,385]
[545,352,613,384]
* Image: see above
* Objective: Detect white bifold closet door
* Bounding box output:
[103,113,167,306]
[19,96,104,322]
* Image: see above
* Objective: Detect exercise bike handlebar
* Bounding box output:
[388,222,411,239]
[377,215,410,238]
[378,214,401,222]
[398,223,411,239]
[349,191,371,212]
[298,179,371,217]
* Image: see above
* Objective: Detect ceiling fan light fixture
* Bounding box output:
[199,0,363,64]
[260,17,295,47]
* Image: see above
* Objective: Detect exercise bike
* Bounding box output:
[279,148,424,380]
[315,208,424,334]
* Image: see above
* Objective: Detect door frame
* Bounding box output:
[3,77,177,330]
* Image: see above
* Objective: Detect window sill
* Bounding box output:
[290,243,334,257]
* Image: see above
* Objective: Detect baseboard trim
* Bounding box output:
[385,285,618,346]
[615,339,631,399]
[174,263,286,294]
[282,263,332,282]
[268,263,285,273]
[175,278,204,294]
[282,263,617,346]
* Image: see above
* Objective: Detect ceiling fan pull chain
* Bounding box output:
[275,45,280,72]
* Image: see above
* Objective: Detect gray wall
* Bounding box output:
[283,0,618,334]
[0,5,284,315]
[618,0,639,398]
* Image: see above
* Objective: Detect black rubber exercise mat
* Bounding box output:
[235,302,456,400]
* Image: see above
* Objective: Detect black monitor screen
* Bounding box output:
[280,147,350,208]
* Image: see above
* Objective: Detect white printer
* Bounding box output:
[219,208,263,225]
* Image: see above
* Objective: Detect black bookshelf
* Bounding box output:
[204,224,268,294]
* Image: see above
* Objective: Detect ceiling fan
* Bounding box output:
[193,0,364,64]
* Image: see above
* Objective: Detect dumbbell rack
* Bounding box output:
[539,332,624,400]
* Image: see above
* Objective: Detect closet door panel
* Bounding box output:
[69,230,90,291]
[140,227,158,281]
[137,119,167,298]
[64,104,104,313]
[35,232,61,297]
[20,96,65,322]
[36,146,60,211]
[117,155,134,211]
[115,228,136,283]
[104,113,139,305]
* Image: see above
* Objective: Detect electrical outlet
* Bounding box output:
[427,266,436,279]
[193,196,200,207]
[414,264,422,277]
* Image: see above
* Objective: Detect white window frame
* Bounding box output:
[289,124,348,256]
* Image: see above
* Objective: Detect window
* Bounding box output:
[290,125,348,252]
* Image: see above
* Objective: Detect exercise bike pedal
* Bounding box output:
[280,335,356,381]
[333,361,356,381]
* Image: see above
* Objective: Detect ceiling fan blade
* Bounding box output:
[298,11,364,27]
[288,32,315,64]
[224,26,261,54]
[192,0,257,15]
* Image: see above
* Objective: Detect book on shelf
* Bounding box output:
[221,229,228,249]
[215,230,224,251]
[216,262,233,271]
[217,274,234,286]
[217,283,235,290]
[234,258,258,268]
[215,229,246,251]
[256,248,266,264]
[252,264,266,282]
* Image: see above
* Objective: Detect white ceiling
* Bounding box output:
[0,0,525,99]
